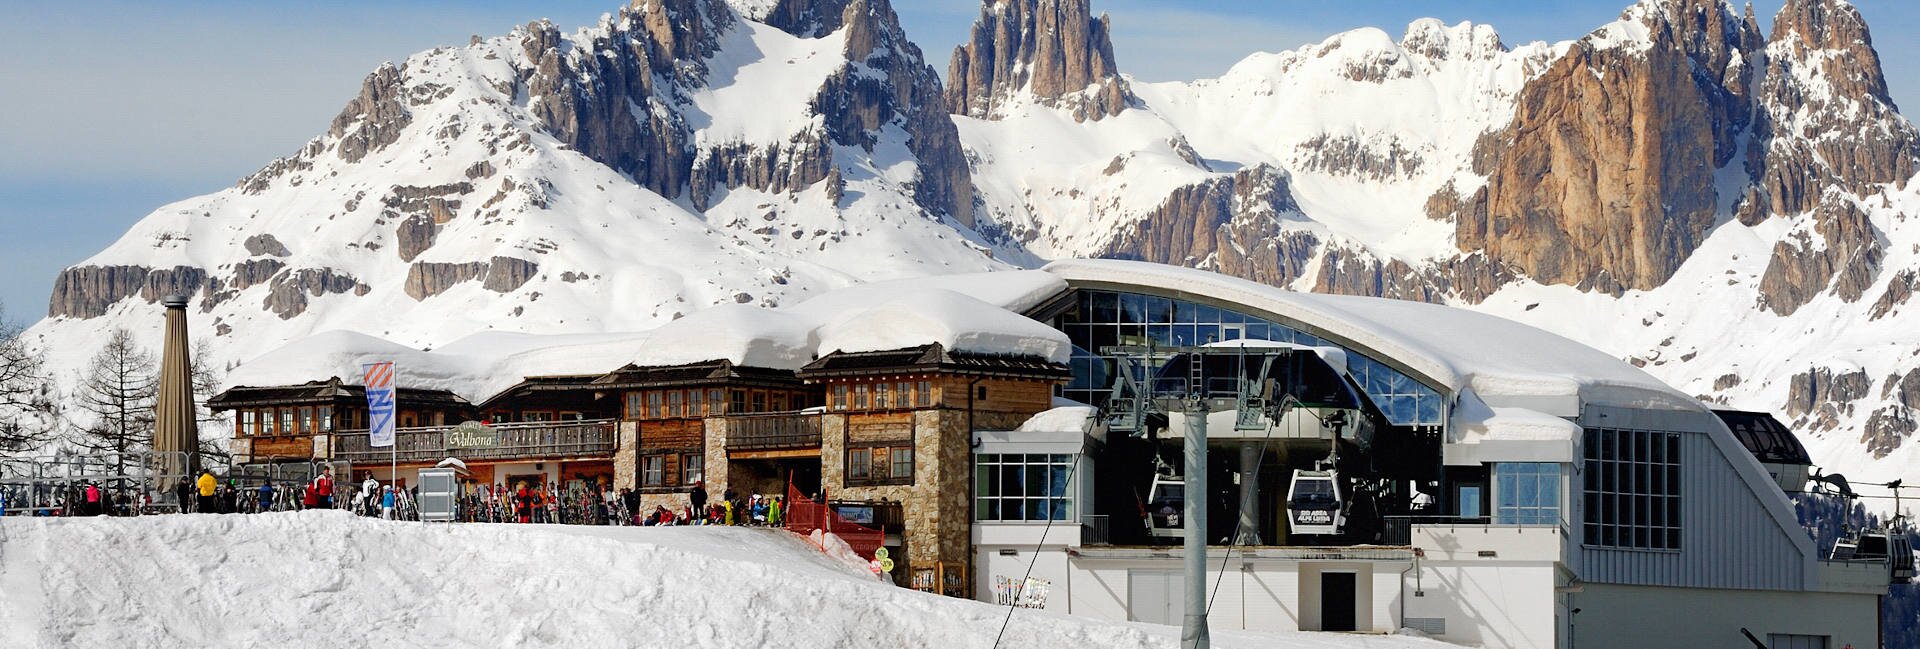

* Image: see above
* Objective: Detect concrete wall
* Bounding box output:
[1401,562,1559,649]
[1574,582,1879,649]
[1056,557,1406,634]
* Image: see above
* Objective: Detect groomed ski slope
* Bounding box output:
[0,512,1450,649]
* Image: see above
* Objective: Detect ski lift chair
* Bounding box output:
[1286,469,1345,536]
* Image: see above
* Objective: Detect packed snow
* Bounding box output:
[0,513,1457,649]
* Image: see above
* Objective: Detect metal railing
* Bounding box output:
[724,412,822,451]
[330,419,617,463]
[1081,514,1111,545]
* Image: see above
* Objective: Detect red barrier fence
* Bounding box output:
[784,482,884,560]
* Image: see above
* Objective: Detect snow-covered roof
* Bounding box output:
[222,270,1070,405]
[1043,259,1702,412]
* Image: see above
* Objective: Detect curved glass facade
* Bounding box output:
[1052,289,1444,426]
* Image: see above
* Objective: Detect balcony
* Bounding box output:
[724,412,823,451]
[329,419,616,464]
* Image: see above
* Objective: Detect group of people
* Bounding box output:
[179,467,344,514]
[3,467,802,533]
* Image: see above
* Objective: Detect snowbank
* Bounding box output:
[0,513,1452,649]
[814,289,1070,363]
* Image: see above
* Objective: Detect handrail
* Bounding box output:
[724,412,823,450]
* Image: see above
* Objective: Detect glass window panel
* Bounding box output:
[1245,323,1270,341]
[1172,325,1197,347]
[1173,300,1197,323]
[1146,297,1173,323]
[1090,291,1118,323]
[1024,499,1044,521]
[1194,324,1219,345]
[1147,325,1172,347]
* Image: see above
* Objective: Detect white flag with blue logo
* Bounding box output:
[363,361,397,448]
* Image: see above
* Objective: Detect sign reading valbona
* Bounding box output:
[363,362,397,448]
[446,421,500,448]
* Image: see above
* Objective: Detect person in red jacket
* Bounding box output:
[311,468,335,509]
[83,482,102,516]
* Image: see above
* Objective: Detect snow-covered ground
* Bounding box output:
[0,512,1450,649]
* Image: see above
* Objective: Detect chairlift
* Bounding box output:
[1818,472,1915,584]
[1286,468,1345,536]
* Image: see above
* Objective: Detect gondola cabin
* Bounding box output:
[1286,468,1344,536]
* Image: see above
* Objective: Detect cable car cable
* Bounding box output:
[990,438,1089,649]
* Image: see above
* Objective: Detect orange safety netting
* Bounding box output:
[784,481,884,560]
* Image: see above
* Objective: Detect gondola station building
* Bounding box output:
[210,260,1889,649]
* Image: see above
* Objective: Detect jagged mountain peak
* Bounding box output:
[945,0,1129,122]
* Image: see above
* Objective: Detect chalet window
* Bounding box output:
[300,407,315,435]
[689,390,705,416]
[976,386,988,401]
[730,390,746,413]
[847,444,913,486]
[750,391,767,413]
[624,393,643,419]
[682,454,704,485]
[560,411,584,422]
[279,408,295,435]
[647,392,663,419]
[915,381,931,408]
[854,384,870,410]
[875,383,891,409]
[642,455,666,487]
[895,382,911,409]
[668,391,684,418]
[524,411,554,423]
[318,406,333,432]
[831,385,848,411]
[400,412,417,428]
[771,392,787,412]
[241,410,257,436]
[707,389,724,415]
[848,448,871,481]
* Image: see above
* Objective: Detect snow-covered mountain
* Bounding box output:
[21,0,1920,486]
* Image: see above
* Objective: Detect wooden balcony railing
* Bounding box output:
[725,412,823,451]
[329,419,617,463]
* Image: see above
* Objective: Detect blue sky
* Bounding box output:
[2,0,1915,320]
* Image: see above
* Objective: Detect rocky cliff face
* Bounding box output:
[946,0,1129,122]
[1454,0,1758,294]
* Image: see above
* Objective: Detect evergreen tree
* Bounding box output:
[72,328,157,473]
[0,301,56,454]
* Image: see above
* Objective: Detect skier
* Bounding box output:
[515,483,532,524]
[690,481,708,523]
[83,482,101,516]
[769,496,784,528]
[311,467,336,509]
[257,480,275,513]
[361,475,380,516]
[381,485,396,520]
[223,479,239,514]
[173,478,192,514]
[751,495,768,525]
[195,470,217,514]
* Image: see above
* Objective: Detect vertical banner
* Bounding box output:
[364,361,397,448]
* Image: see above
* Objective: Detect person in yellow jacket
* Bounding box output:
[195,470,217,514]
